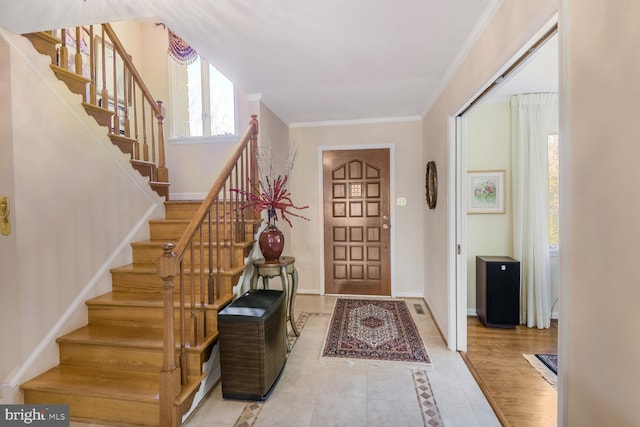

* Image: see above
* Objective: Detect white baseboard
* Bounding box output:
[422,296,448,346]
[296,288,321,295]
[182,344,220,423]
[395,292,424,298]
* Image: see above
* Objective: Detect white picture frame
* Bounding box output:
[467,170,506,214]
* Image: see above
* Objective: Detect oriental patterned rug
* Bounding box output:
[321,298,431,366]
[524,353,557,389]
[234,310,442,427]
[535,353,558,374]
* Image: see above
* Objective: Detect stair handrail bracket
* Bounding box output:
[157,116,258,425]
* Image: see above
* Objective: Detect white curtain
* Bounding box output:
[511,93,558,329]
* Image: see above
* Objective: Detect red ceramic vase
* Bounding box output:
[259,223,284,262]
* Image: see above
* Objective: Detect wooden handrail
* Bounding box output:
[157,116,259,425]
[173,116,259,260]
[102,24,162,118]
[101,23,168,186]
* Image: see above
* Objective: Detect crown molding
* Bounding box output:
[290,115,422,129]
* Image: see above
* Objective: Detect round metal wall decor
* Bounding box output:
[425,161,438,209]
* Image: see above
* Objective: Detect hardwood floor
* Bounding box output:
[461,316,558,427]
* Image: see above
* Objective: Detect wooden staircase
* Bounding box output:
[21,201,261,425]
[24,26,171,199]
[19,23,262,425]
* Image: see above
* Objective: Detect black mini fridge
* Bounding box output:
[476,256,520,328]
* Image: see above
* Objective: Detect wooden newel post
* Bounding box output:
[156,100,169,184]
[158,243,180,426]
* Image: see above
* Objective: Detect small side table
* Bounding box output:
[250,257,300,345]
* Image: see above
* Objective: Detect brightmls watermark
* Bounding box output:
[0,405,68,426]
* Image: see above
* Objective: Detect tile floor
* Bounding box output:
[184,295,500,427]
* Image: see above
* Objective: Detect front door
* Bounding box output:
[322,148,391,295]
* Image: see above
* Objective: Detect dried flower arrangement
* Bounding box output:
[231,143,309,227]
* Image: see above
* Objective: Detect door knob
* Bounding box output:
[382,224,389,230]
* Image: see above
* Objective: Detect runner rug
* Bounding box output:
[321,298,431,366]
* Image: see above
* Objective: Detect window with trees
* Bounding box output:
[169,57,236,141]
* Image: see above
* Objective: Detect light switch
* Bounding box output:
[396,197,407,207]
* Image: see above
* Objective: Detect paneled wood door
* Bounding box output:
[323,149,391,295]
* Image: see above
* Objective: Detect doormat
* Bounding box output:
[322,298,431,366]
[523,353,557,389]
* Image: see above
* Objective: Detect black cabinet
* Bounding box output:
[476,256,520,328]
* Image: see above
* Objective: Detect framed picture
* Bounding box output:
[95,36,131,105]
[64,27,91,78]
[467,170,506,214]
[97,98,126,135]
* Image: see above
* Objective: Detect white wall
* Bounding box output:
[422,0,557,344]
[465,101,512,311]
[560,0,640,424]
[289,120,424,296]
[0,29,163,403]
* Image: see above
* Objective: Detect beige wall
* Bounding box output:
[289,120,424,296]
[466,101,513,310]
[127,21,254,199]
[560,0,640,424]
[0,29,163,403]
[422,0,557,343]
[0,33,19,403]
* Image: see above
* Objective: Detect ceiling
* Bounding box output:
[0,0,507,125]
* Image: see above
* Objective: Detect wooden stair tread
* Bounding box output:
[21,366,159,402]
[58,324,220,352]
[166,200,202,205]
[58,325,165,348]
[111,262,248,276]
[87,291,234,309]
[133,238,255,247]
[149,218,261,224]
[131,158,155,166]
[109,133,137,143]
[112,262,247,273]
[110,263,158,273]
[50,64,91,83]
